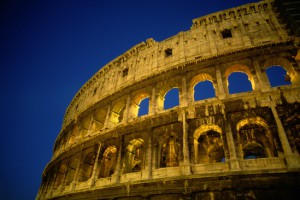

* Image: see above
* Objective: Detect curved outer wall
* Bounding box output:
[37,0,300,199]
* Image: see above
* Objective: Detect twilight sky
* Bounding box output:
[2,0,289,199]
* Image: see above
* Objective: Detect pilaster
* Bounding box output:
[270,105,300,169]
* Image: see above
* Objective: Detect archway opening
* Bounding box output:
[266,66,291,87]
[98,146,117,178]
[197,130,224,164]
[194,80,216,101]
[164,88,179,110]
[243,142,266,159]
[138,97,150,117]
[124,138,144,173]
[228,72,252,94]
[79,152,96,182]
[161,136,180,168]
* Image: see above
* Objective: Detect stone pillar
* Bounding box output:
[113,139,123,183]
[103,104,111,128]
[225,123,241,171]
[142,129,152,179]
[270,105,300,169]
[152,144,158,171]
[181,109,191,175]
[149,86,156,115]
[215,65,226,99]
[87,115,94,135]
[123,94,131,123]
[180,75,188,107]
[90,143,102,187]
[252,58,270,92]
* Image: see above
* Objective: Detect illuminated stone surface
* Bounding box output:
[37,0,300,199]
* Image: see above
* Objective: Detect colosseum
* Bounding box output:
[37,0,300,199]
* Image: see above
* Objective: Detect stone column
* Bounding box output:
[270,105,300,169]
[180,75,188,107]
[215,65,226,99]
[225,123,241,171]
[87,115,94,135]
[103,104,111,128]
[252,58,270,92]
[142,129,152,179]
[181,109,191,175]
[123,94,131,123]
[90,143,102,187]
[149,86,156,115]
[113,138,123,183]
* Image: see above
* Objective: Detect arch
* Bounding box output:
[79,115,93,137]
[193,125,224,164]
[93,106,108,132]
[53,160,68,188]
[236,117,275,159]
[194,124,222,140]
[98,146,118,178]
[110,98,126,124]
[160,134,181,167]
[65,153,80,185]
[129,92,150,118]
[164,88,179,110]
[224,64,255,93]
[263,57,299,84]
[156,76,181,111]
[123,138,144,173]
[228,72,253,94]
[79,151,96,182]
[68,125,79,146]
[189,73,216,101]
[138,97,150,116]
[236,116,269,132]
[266,66,291,87]
[243,142,266,159]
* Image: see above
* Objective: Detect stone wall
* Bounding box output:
[36,0,300,199]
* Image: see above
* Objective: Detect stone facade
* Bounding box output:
[37,0,300,199]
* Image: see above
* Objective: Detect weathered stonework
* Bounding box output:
[37,0,300,199]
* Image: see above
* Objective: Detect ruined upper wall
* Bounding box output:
[61,0,290,128]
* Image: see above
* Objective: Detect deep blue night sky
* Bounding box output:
[1,0,290,199]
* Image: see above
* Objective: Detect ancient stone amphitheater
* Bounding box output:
[37,0,300,199]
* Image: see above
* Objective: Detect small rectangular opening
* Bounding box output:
[221,29,232,39]
[165,48,173,57]
[122,68,129,77]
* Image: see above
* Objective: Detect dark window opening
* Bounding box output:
[138,97,149,117]
[194,80,216,101]
[221,29,232,39]
[165,48,173,57]
[266,66,291,87]
[122,68,129,77]
[164,88,179,110]
[228,72,252,94]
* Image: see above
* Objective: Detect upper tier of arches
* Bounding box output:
[61,0,294,128]
[53,52,300,157]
